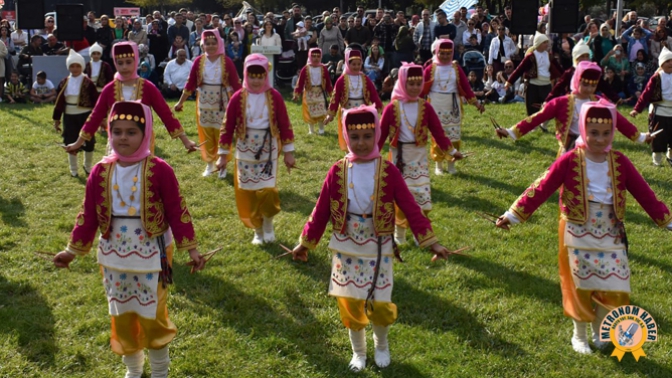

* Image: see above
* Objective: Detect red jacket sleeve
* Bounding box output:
[323,66,333,93]
[366,77,383,109]
[615,112,642,142]
[546,68,572,102]
[508,153,570,222]
[79,83,114,140]
[144,81,186,139]
[67,164,103,255]
[619,153,672,227]
[272,90,294,145]
[511,97,561,138]
[378,103,394,151]
[388,163,438,247]
[183,55,201,94]
[456,65,476,102]
[300,163,338,249]
[155,159,198,251]
[52,78,67,121]
[506,54,532,86]
[633,73,658,113]
[219,90,242,150]
[328,76,344,115]
[425,101,453,151]
[225,56,242,91]
[294,66,307,95]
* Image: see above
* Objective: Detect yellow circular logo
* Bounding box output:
[599,305,658,361]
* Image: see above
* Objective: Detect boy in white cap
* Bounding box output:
[84,42,114,92]
[546,39,621,103]
[53,49,100,177]
[631,46,672,165]
[505,32,563,116]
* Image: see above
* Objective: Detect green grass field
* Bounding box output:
[1,94,671,378]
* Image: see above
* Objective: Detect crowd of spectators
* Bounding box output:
[0,6,670,105]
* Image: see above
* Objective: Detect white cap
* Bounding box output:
[572,39,591,67]
[659,46,672,67]
[90,42,103,55]
[66,48,85,68]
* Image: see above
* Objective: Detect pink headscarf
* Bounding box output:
[432,39,453,66]
[575,98,616,153]
[570,61,602,94]
[202,29,225,57]
[243,53,272,94]
[343,49,363,75]
[102,101,153,163]
[308,47,322,67]
[342,104,381,162]
[391,62,425,102]
[112,41,140,81]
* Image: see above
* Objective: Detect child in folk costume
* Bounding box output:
[378,63,462,245]
[53,101,206,377]
[496,99,672,354]
[174,30,241,177]
[85,42,114,92]
[630,47,672,166]
[421,39,485,175]
[292,48,333,135]
[216,54,296,244]
[64,41,197,155]
[291,105,455,371]
[504,32,563,117]
[324,49,383,151]
[496,61,651,156]
[52,50,100,177]
[546,39,621,104]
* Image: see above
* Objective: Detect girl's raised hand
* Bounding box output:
[53,251,75,269]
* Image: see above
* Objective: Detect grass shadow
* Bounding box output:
[279,189,315,216]
[0,274,57,367]
[0,195,27,227]
[394,278,526,357]
[449,257,561,305]
[172,265,350,376]
[465,134,558,159]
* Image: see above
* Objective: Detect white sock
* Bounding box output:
[122,350,145,378]
[434,161,444,175]
[84,151,94,173]
[571,320,592,354]
[394,226,407,245]
[372,324,391,368]
[348,328,367,372]
[252,228,264,245]
[148,346,170,378]
[68,154,78,176]
[591,306,610,349]
[653,152,664,166]
[308,124,315,134]
[446,160,457,174]
[262,216,274,233]
[318,124,324,134]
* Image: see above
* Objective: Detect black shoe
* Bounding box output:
[83,166,90,175]
[71,172,78,178]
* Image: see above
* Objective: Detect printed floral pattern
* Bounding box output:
[236,130,279,190]
[103,266,159,317]
[198,86,230,127]
[346,214,377,243]
[305,87,327,118]
[566,208,619,239]
[100,225,159,259]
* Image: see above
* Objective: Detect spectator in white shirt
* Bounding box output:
[462,18,481,48]
[10,29,28,53]
[162,49,192,98]
[488,25,516,75]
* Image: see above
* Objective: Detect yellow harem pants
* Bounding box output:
[336,297,398,331]
[197,125,220,163]
[108,245,176,356]
[558,219,630,322]
[233,167,281,229]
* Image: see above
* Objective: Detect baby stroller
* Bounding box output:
[275,39,297,85]
[462,50,486,81]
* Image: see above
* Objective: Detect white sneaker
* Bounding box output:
[348,354,367,372]
[592,335,609,350]
[218,168,227,179]
[434,162,444,176]
[571,337,592,354]
[317,126,325,135]
[251,229,264,245]
[446,160,457,175]
[374,347,390,368]
[203,162,216,177]
[308,124,315,135]
[653,152,663,166]
[263,231,276,243]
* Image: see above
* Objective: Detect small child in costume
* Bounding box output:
[421,39,484,175]
[52,50,100,177]
[292,48,334,135]
[496,99,672,354]
[324,49,383,151]
[85,42,114,92]
[217,54,296,244]
[53,101,206,377]
[291,104,456,371]
[630,46,672,165]
[378,63,462,245]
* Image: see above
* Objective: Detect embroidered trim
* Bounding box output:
[299,234,318,249]
[332,159,347,232]
[373,159,394,234]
